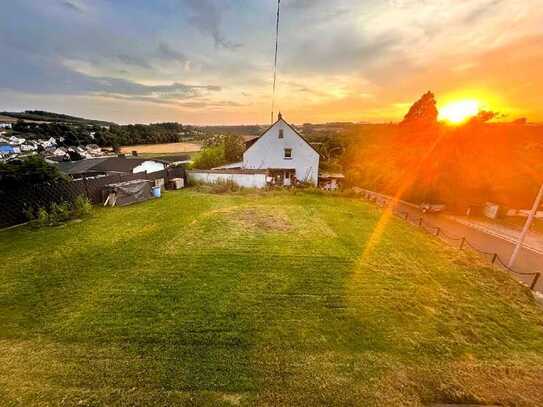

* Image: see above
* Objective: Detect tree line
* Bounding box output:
[341,92,543,210]
[12,121,195,149]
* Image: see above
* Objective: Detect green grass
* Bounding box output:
[1,190,543,406]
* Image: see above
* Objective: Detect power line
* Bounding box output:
[271,0,281,124]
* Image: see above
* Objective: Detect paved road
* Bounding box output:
[359,189,543,293]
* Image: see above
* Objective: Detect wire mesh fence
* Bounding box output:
[0,167,185,229]
[365,189,541,291]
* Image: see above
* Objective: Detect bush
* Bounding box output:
[73,195,93,218]
[0,156,66,193]
[191,179,245,194]
[49,202,72,225]
[209,179,240,194]
[36,207,50,228]
[24,195,93,229]
[191,144,226,169]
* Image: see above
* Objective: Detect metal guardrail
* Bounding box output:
[359,188,542,291]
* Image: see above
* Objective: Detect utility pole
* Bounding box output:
[508,182,543,268]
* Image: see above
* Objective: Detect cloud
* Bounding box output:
[157,42,188,64]
[60,0,87,14]
[183,0,242,49]
[462,0,505,24]
[115,53,152,69]
[0,47,220,105]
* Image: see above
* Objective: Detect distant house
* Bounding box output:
[215,114,320,186]
[56,157,166,179]
[20,142,38,152]
[9,136,25,145]
[38,137,57,148]
[0,142,16,156]
[85,144,102,156]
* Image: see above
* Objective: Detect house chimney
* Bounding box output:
[278,112,282,120]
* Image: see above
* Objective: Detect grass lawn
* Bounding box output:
[1,190,543,406]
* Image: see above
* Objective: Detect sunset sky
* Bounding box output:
[0,0,542,125]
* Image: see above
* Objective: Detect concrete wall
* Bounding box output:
[188,170,268,189]
[243,118,319,185]
[133,160,165,174]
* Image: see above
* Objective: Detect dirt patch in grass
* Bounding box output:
[234,208,291,232]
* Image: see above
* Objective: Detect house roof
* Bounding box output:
[57,157,164,175]
[150,154,191,163]
[244,116,322,157]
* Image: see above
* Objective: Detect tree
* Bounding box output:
[401,91,438,127]
[467,110,495,125]
[0,156,65,192]
[191,145,226,169]
[224,135,244,163]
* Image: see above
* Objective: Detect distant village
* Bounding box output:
[0,122,108,163]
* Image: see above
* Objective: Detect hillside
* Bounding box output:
[1,191,542,405]
[0,110,113,126]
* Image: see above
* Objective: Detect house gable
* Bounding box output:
[242,117,320,185]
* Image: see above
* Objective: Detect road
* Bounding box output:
[360,189,543,293]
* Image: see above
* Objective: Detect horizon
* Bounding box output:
[1,1,542,125]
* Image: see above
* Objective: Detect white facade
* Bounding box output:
[188,170,268,189]
[242,117,319,185]
[133,160,165,174]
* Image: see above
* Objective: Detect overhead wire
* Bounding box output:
[271,0,281,124]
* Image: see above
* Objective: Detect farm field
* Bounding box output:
[120,142,201,155]
[1,191,543,405]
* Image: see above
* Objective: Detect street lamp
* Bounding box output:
[508,182,543,268]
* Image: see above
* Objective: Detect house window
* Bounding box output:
[278,129,284,138]
[284,148,292,159]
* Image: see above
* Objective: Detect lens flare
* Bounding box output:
[439,100,480,124]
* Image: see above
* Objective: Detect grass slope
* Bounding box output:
[1,191,542,406]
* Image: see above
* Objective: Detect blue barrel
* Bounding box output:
[152,186,161,198]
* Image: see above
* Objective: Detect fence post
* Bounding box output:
[530,273,541,290]
[492,253,498,265]
[83,177,90,198]
[460,237,465,250]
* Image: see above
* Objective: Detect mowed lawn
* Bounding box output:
[1,191,543,406]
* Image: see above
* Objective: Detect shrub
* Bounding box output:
[209,179,241,194]
[36,207,50,228]
[73,195,93,218]
[49,202,72,225]
[25,195,93,229]
[191,144,226,169]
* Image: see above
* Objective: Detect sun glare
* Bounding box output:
[439,100,480,124]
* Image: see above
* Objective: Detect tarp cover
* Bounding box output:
[104,179,153,206]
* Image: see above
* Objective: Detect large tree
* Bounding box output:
[401,91,438,127]
[0,156,65,192]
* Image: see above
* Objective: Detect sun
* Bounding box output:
[439,100,480,124]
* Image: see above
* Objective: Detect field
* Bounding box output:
[120,142,201,155]
[1,191,543,405]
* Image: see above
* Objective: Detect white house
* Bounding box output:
[242,114,320,186]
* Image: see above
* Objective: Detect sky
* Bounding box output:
[0,0,542,125]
